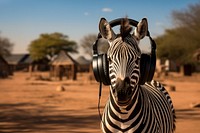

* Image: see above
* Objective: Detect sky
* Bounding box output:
[0,0,199,55]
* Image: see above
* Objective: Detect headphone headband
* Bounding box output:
[97,18,150,39]
[110,18,151,37]
[95,18,154,53]
[109,18,138,27]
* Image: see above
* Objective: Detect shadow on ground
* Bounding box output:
[0,103,100,133]
[176,108,200,120]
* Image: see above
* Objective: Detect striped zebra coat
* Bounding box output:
[98,17,176,133]
[102,81,175,132]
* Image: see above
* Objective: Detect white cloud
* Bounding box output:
[102,8,113,12]
[84,12,89,16]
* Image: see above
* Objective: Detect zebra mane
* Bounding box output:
[120,17,132,41]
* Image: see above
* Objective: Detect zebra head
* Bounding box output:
[99,17,148,106]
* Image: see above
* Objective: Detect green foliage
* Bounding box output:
[28,32,77,61]
[155,2,200,65]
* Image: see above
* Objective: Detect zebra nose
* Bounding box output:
[114,77,132,103]
[115,77,131,91]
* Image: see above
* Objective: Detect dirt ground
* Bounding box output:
[0,72,200,133]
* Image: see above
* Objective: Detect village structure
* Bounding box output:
[0,51,92,80]
[1,49,200,79]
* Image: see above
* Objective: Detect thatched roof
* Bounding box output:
[76,56,91,65]
[4,54,32,65]
[51,50,78,66]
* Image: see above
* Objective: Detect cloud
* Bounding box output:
[84,12,89,16]
[102,8,113,12]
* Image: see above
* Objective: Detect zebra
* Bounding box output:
[97,17,176,133]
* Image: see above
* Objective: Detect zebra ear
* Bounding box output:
[134,18,148,40]
[99,18,116,41]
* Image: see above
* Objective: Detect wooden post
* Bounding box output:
[29,65,33,77]
[72,64,77,80]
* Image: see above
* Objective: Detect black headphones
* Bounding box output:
[92,18,156,85]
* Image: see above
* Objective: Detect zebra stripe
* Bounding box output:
[107,36,141,88]
[99,18,175,133]
[101,36,175,132]
[101,81,176,133]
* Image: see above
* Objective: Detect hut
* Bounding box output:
[29,58,50,71]
[4,54,32,72]
[50,50,77,80]
[0,55,12,78]
[76,56,91,72]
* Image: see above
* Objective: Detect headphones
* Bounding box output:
[92,18,156,85]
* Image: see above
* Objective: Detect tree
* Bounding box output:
[28,32,77,61]
[155,2,200,64]
[80,34,109,57]
[0,34,13,56]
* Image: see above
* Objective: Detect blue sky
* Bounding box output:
[0,0,199,55]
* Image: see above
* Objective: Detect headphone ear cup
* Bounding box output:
[92,55,101,82]
[93,54,111,85]
[99,54,110,85]
[147,52,156,82]
[139,54,151,85]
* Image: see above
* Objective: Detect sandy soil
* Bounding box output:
[0,72,200,133]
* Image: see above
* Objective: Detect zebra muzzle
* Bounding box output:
[114,77,133,106]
